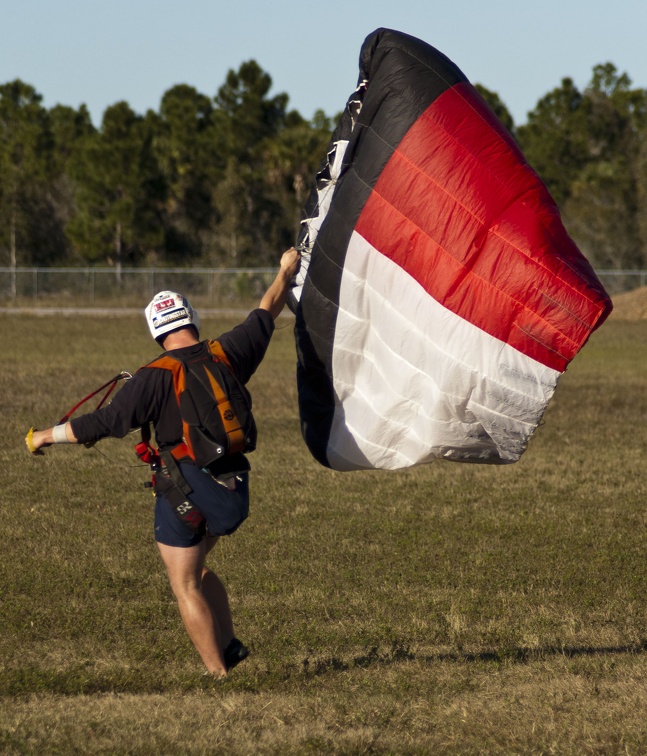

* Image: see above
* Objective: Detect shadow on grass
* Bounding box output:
[3,641,646,695]
[298,639,647,678]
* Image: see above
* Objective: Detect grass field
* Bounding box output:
[2,311,647,754]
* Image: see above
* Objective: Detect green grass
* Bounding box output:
[2,313,647,753]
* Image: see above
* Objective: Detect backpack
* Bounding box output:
[147,340,256,469]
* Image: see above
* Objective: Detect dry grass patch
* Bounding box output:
[2,314,647,752]
[3,653,647,753]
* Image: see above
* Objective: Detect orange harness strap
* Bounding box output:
[147,340,246,462]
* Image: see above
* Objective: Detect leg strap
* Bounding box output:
[155,452,205,534]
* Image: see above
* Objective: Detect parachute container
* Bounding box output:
[291,28,612,471]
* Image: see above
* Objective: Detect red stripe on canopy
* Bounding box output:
[354,82,611,373]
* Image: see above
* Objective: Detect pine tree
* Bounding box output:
[67,101,165,276]
[0,80,53,290]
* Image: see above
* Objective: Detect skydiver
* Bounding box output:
[26,247,301,678]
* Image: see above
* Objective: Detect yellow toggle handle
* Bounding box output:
[25,427,44,456]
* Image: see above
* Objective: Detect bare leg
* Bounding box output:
[203,535,235,648]
[157,538,227,676]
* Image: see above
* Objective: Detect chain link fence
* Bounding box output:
[0,267,279,311]
[0,266,643,310]
[595,270,647,295]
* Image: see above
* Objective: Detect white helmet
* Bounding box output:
[145,291,200,342]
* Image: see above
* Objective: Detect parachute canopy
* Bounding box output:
[291,28,612,472]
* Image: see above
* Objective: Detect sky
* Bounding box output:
[2,0,646,129]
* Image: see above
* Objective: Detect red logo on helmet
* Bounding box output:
[154,298,175,312]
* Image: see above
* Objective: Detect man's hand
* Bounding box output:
[25,427,47,455]
[278,247,301,280]
[25,422,76,455]
[259,247,302,320]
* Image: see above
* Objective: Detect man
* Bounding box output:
[27,247,300,678]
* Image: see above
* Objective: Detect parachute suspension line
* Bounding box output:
[298,81,366,252]
[57,371,134,464]
[291,79,367,310]
[274,317,296,330]
[88,442,143,469]
[293,136,351,305]
[57,371,132,425]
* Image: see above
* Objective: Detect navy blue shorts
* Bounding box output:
[154,462,249,547]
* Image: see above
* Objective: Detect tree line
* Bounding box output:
[1,59,645,274]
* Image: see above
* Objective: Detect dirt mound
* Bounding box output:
[610,286,647,320]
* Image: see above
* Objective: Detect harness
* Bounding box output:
[135,423,207,533]
[136,340,253,532]
[147,340,248,465]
